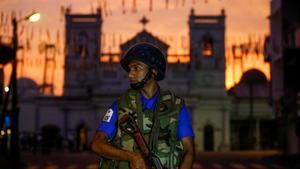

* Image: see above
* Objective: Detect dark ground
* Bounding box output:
[16,150,300,169]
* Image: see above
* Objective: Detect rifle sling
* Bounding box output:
[135,90,161,153]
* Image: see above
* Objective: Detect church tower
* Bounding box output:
[64,9,102,96]
[189,9,230,151]
[189,8,226,94]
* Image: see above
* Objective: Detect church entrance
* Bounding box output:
[41,124,61,153]
[204,125,214,151]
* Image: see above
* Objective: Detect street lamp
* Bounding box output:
[11,11,40,169]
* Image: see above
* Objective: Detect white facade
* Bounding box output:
[188,9,230,151]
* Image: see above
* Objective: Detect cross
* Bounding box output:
[139,16,149,30]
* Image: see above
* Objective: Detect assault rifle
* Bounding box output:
[119,114,165,169]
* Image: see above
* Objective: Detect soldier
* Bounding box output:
[91,42,194,169]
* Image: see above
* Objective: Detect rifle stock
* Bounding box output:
[119,114,165,169]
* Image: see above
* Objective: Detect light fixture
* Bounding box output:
[25,12,41,22]
[4,86,9,92]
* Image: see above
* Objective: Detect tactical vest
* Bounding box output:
[99,89,184,169]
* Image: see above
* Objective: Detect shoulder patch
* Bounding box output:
[175,97,182,105]
[102,108,114,122]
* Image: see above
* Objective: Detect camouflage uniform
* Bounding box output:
[100,89,184,169]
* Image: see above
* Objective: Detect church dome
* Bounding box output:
[240,69,268,85]
[228,69,269,98]
[18,78,42,99]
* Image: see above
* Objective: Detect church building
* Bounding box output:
[16,8,274,152]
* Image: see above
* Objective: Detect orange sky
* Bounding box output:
[0,0,270,95]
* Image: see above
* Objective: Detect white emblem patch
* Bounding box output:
[102,109,113,122]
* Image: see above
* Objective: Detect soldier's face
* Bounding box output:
[128,60,149,83]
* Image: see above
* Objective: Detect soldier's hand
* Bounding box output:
[129,152,147,169]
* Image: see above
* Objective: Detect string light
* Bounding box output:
[0,130,5,136]
[7,129,11,135]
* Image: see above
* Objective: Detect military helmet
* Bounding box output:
[120,42,166,81]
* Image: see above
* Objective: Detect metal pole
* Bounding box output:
[11,17,20,169]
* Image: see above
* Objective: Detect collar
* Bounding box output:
[140,89,160,110]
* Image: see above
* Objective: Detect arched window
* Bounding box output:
[201,33,214,57]
[75,31,89,59]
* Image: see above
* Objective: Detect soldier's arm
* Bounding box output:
[91,131,146,168]
[179,137,195,169]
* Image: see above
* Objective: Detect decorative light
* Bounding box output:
[100,55,110,62]
[202,42,213,57]
[7,129,11,135]
[112,56,120,62]
[4,86,9,92]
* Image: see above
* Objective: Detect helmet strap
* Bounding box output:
[130,68,153,90]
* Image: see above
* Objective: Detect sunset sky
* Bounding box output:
[0,0,270,95]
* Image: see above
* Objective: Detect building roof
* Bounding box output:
[120,29,169,56]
